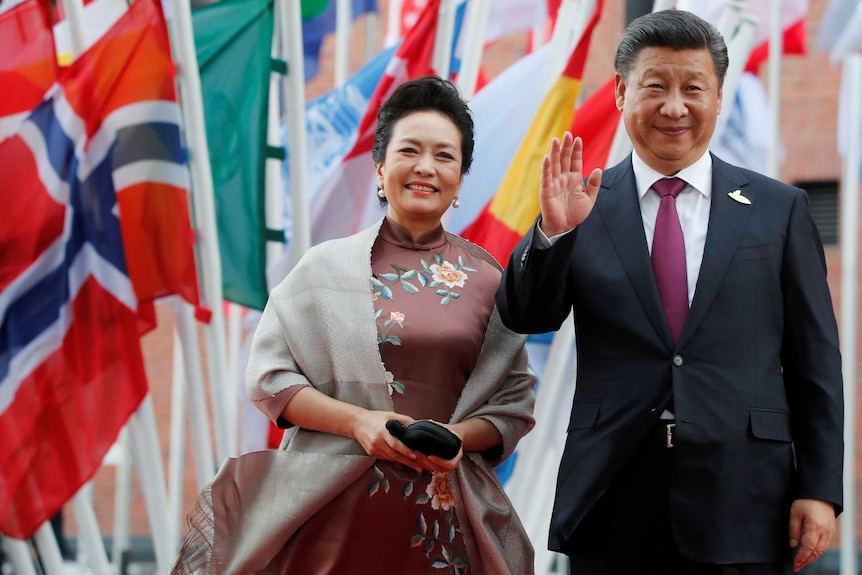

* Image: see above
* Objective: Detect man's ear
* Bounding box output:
[614,73,626,111]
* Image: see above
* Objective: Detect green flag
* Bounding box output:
[193,0,276,310]
[302,0,329,19]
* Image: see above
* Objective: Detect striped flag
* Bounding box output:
[460,1,602,264]
[0,0,198,538]
[0,0,56,142]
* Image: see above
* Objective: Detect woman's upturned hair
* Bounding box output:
[371,75,474,175]
[615,9,729,85]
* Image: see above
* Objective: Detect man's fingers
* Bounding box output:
[568,133,583,175]
[586,167,603,199]
[548,136,562,181]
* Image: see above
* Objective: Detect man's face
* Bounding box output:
[615,46,723,175]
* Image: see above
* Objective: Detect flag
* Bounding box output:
[818,0,862,62]
[0,0,190,538]
[0,0,55,142]
[569,77,619,178]
[301,0,328,19]
[307,0,440,245]
[460,0,602,264]
[709,72,773,174]
[192,0,274,311]
[676,0,808,73]
[447,44,553,234]
[303,0,377,82]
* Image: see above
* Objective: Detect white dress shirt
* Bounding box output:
[539,150,713,304]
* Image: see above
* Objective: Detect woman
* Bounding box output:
[173,76,536,575]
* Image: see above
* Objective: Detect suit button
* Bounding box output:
[673,355,683,367]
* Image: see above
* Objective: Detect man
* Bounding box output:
[495,9,843,575]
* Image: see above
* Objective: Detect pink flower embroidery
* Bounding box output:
[426,471,455,511]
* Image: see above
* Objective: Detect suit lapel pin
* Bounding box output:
[728,189,751,205]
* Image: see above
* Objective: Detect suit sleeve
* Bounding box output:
[780,188,844,514]
[495,218,579,334]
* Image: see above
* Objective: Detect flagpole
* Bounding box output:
[335,0,351,86]
[455,0,490,99]
[765,0,783,179]
[432,0,458,80]
[279,0,311,259]
[839,50,861,575]
[385,0,403,46]
[60,0,87,59]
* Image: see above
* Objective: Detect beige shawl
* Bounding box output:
[173,219,536,575]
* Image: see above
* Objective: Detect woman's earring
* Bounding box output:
[452,197,460,208]
[377,188,386,199]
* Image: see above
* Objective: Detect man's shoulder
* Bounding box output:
[710,153,800,194]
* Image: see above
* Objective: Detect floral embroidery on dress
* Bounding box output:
[369,466,467,573]
[371,254,477,305]
[375,309,406,395]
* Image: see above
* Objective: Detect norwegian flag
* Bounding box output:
[0,0,197,538]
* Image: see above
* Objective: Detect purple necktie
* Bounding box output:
[651,177,688,344]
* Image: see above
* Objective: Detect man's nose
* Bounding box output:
[661,90,687,118]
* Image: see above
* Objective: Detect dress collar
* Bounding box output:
[379,216,448,251]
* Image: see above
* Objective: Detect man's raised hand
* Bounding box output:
[538,132,602,237]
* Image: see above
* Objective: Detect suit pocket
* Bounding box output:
[732,244,776,261]
[749,408,792,442]
[568,400,601,430]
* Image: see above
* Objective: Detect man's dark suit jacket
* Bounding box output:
[495,153,843,564]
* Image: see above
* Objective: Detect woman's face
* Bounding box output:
[376,110,463,232]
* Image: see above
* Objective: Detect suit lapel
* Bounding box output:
[677,156,752,346]
[596,162,670,342]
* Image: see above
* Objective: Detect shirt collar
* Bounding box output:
[632,149,713,201]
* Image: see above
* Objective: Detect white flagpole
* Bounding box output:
[335,0,352,87]
[839,51,861,575]
[385,0,403,47]
[279,0,311,260]
[71,485,113,575]
[432,0,458,80]
[167,0,236,461]
[765,0,783,179]
[455,0,491,100]
[111,429,132,575]
[60,0,87,59]
[128,396,176,574]
[1,538,37,575]
[365,9,378,62]
[32,523,65,575]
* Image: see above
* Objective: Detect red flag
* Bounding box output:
[0,0,56,142]
[0,0,198,538]
[571,76,620,175]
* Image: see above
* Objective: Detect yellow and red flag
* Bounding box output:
[461,0,602,264]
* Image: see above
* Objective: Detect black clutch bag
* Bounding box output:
[385,420,462,460]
